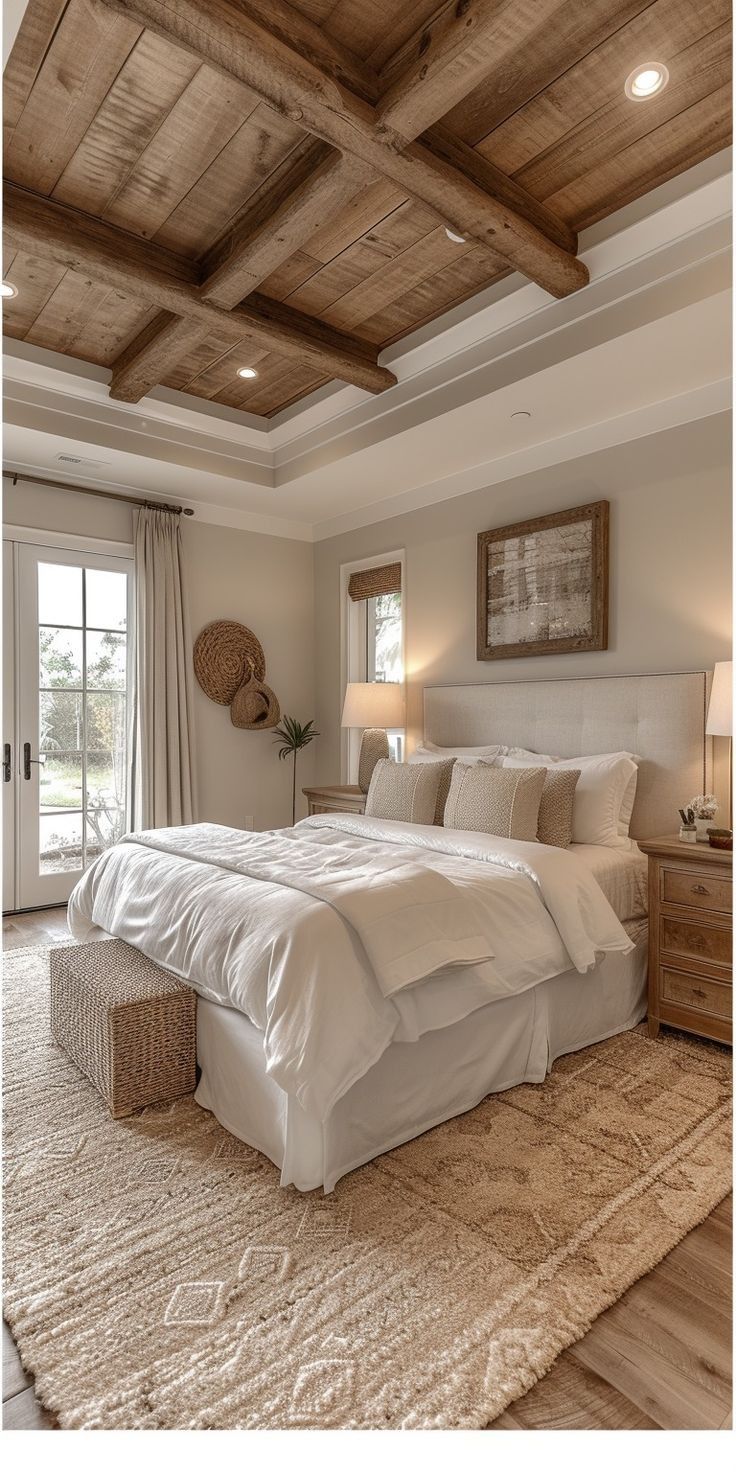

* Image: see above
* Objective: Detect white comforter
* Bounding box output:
[68,814,633,1119]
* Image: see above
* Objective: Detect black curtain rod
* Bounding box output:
[2,469,194,516]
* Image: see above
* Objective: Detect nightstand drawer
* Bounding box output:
[661,867,731,914]
[661,915,732,969]
[661,966,732,1018]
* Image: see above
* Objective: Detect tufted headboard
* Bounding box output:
[423,672,710,841]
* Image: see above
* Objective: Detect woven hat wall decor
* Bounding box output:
[193,620,281,730]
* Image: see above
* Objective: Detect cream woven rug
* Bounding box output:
[3,945,732,1430]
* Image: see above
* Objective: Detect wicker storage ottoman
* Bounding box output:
[50,940,197,1119]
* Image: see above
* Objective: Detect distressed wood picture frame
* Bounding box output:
[477,500,609,660]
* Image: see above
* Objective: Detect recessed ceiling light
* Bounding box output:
[624,62,669,100]
[1,281,18,298]
[445,227,466,243]
[237,366,258,379]
[510,410,532,420]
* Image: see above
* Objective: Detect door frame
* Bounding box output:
[6,535,134,911]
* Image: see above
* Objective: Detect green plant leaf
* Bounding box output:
[273,715,319,754]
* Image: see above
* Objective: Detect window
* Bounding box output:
[342,554,404,779]
[365,592,403,760]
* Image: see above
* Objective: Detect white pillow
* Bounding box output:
[410,741,505,766]
[505,745,557,763]
[503,751,638,848]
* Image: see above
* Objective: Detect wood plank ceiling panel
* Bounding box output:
[547,82,732,229]
[356,245,508,345]
[479,0,731,181]
[24,270,157,362]
[101,65,263,242]
[51,31,202,218]
[509,22,732,200]
[1,250,68,337]
[153,105,306,256]
[280,199,452,318]
[441,1,656,143]
[4,0,143,195]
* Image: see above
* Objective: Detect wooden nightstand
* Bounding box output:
[639,834,732,1045]
[302,784,366,817]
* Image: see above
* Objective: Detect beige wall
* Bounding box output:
[3,481,316,829]
[4,411,732,830]
[314,415,733,797]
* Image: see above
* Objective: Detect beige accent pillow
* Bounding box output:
[538,769,580,848]
[429,758,456,825]
[365,759,442,826]
[443,762,547,841]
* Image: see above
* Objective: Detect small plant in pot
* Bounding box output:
[690,793,718,842]
[274,716,319,826]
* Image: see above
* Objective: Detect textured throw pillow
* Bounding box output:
[537,768,580,848]
[503,752,638,848]
[443,762,547,840]
[365,759,442,826]
[428,758,456,825]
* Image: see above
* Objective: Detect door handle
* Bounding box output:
[23,743,46,780]
[3,743,11,782]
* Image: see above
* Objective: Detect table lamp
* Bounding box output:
[341,682,405,793]
[706,660,732,821]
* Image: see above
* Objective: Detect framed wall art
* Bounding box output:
[477,500,609,660]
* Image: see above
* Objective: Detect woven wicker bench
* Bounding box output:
[50,940,197,1119]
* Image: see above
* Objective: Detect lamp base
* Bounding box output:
[358,728,389,793]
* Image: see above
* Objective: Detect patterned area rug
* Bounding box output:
[3,945,732,1429]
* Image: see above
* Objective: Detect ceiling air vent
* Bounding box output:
[56,453,109,468]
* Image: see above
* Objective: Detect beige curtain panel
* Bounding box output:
[348,562,402,601]
[132,508,195,829]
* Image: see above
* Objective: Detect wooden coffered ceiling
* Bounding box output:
[2,0,732,419]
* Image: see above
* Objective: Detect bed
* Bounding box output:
[68,671,710,1192]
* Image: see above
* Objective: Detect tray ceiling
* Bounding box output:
[2,0,732,418]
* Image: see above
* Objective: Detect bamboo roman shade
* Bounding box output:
[348,562,402,602]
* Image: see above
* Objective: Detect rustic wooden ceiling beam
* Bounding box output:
[202,143,373,308]
[108,312,214,402]
[3,184,398,397]
[236,0,379,103]
[376,0,556,142]
[99,0,588,299]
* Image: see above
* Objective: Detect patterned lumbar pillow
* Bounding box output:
[443,762,547,840]
[538,768,581,848]
[365,759,443,826]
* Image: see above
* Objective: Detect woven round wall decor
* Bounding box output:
[193,620,266,705]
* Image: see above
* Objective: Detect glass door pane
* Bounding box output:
[17,545,133,909]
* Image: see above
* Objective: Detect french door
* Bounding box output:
[4,541,134,910]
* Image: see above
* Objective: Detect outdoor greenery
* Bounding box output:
[39,625,127,860]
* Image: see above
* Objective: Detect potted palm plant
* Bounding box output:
[273,716,319,825]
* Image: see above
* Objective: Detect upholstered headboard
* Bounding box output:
[423,672,710,841]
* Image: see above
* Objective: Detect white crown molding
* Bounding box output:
[312,380,731,541]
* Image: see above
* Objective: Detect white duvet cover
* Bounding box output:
[68,814,633,1120]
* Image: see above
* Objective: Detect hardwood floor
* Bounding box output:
[2,907,732,1431]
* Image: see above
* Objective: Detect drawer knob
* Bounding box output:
[691,884,709,895]
[693,988,707,999]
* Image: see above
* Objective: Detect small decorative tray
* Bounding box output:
[707,828,733,851]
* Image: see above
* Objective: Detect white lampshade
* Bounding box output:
[706,661,732,736]
[341,681,405,729]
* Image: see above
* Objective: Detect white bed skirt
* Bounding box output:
[195,931,647,1192]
